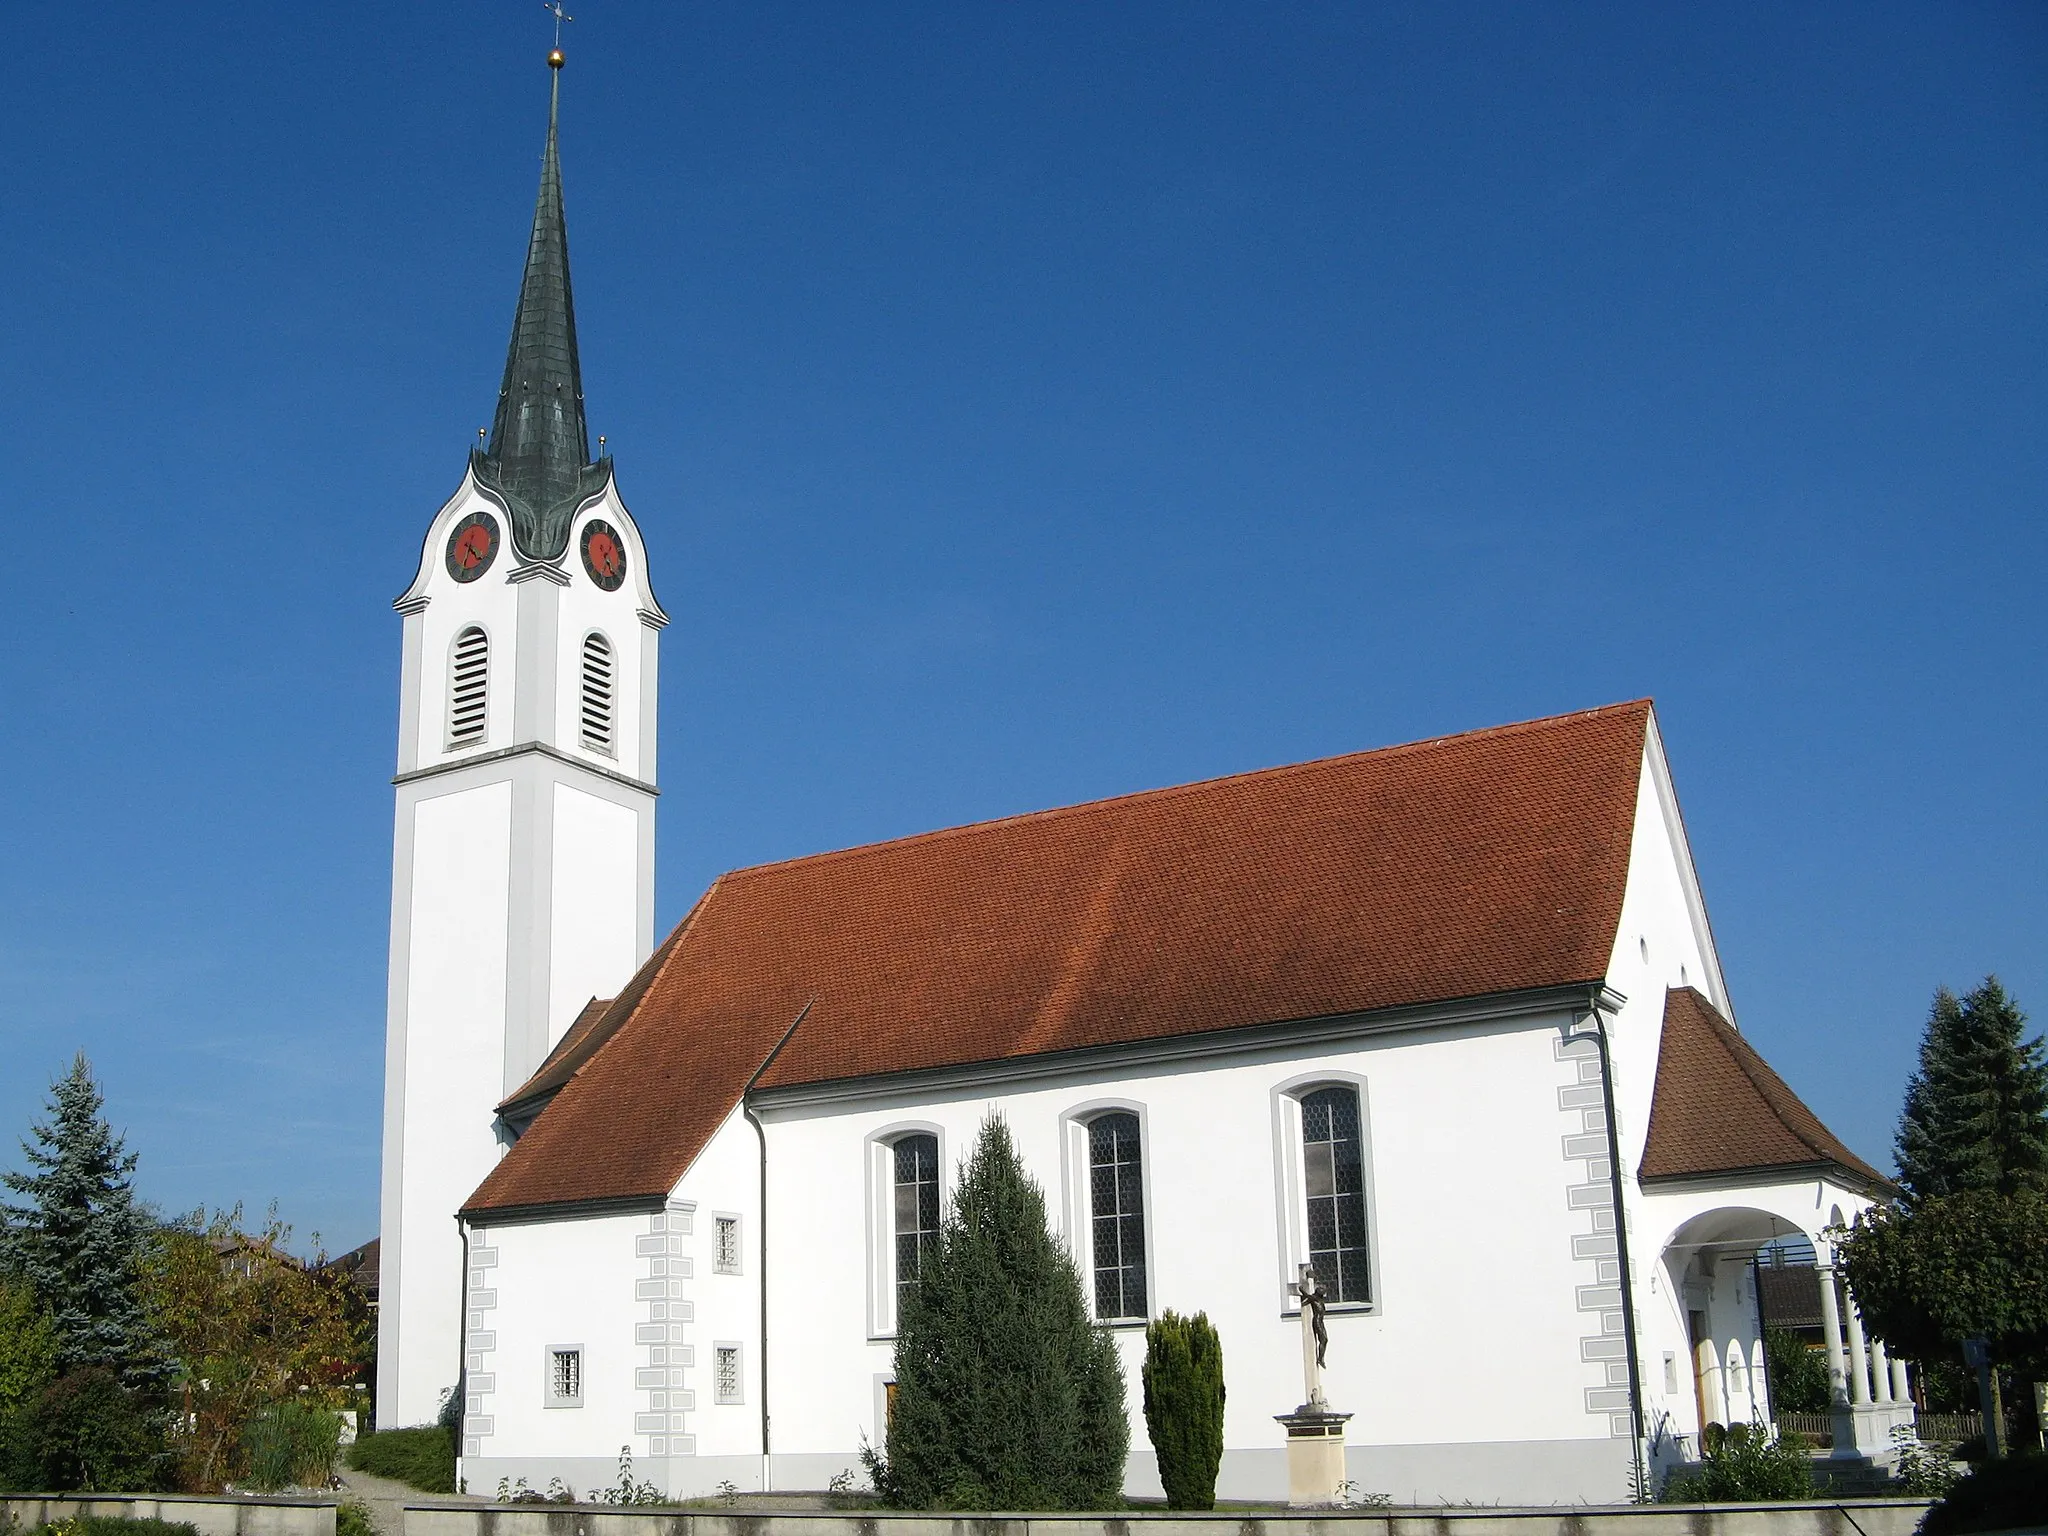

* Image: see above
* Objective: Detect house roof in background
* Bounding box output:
[1639,986,1890,1191]
[465,700,1653,1217]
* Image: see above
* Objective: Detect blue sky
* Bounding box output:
[0,3,2041,1253]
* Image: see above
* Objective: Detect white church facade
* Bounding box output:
[378,57,1906,1508]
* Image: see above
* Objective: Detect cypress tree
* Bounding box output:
[868,1114,1128,1510]
[0,1056,166,1391]
[1896,979,2048,1203]
[1142,1310,1225,1509]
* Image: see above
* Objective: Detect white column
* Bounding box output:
[1844,1298,1873,1405]
[1891,1357,1912,1405]
[1817,1263,1850,1405]
[1870,1335,1893,1404]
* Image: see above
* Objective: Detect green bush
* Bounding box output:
[1142,1311,1225,1509]
[335,1499,377,1536]
[1660,1420,1814,1503]
[1920,1452,2048,1536]
[21,1519,198,1536]
[862,1114,1128,1510]
[344,1425,456,1494]
[0,1369,169,1493]
[1762,1327,1830,1414]
[240,1401,343,1492]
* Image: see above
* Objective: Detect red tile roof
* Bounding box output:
[1639,987,1888,1190]
[465,700,1653,1217]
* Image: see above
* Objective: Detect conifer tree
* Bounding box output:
[0,1055,166,1391]
[1895,979,2048,1202]
[867,1114,1128,1510]
[1142,1310,1225,1509]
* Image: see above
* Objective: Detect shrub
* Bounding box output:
[344,1425,456,1494]
[862,1114,1128,1510]
[1142,1311,1225,1509]
[1762,1327,1830,1414]
[1660,1419,1813,1503]
[22,1520,198,1536]
[0,1369,168,1493]
[335,1502,377,1536]
[240,1400,342,1492]
[1920,1452,2048,1536]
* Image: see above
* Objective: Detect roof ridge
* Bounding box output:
[721,699,1655,886]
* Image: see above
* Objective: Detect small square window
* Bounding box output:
[548,1346,583,1407]
[714,1215,741,1275]
[714,1344,742,1405]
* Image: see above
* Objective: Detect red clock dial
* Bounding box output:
[445,511,500,582]
[581,519,628,591]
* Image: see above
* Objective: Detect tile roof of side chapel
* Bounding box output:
[1640,986,1890,1192]
[464,699,1655,1217]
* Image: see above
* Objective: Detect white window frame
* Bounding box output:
[865,1121,946,1339]
[545,1343,584,1408]
[711,1212,742,1276]
[1059,1099,1156,1327]
[712,1341,744,1405]
[1270,1071,1382,1316]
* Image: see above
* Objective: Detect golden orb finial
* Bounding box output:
[548,47,566,69]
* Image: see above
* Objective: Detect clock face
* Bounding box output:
[581,519,628,591]
[445,511,500,583]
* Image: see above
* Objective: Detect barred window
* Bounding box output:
[448,626,489,748]
[714,1215,741,1275]
[893,1133,940,1316]
[1087,1112,1147,1320]
[580,631,614,753]
[714,1344,742,1405]
[1301,1085,1371,1303]
[549,1347,582,1406]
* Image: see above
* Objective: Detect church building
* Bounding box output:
[378,56,1906,1506]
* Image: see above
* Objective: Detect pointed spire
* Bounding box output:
[473,54,611,562]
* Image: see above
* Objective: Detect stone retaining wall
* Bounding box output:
[403,1500,1932,1536]
[0,1493,337,1536]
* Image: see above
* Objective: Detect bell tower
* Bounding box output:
[377,50,664,1429]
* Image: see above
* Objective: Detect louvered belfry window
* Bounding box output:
[580,632,614,753]
[448,626,489,748]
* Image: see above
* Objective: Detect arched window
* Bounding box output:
[892,1133,940,1316]
[579,631,614,754]
[1301,1084,1371,1303]
[1087,1112,1147,1320]
[448,626,489,748]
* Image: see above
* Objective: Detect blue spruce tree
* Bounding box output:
[1,1055,166,1392]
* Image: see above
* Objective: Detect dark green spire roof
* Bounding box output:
[472,64,611,562]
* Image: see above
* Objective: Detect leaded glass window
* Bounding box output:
[1301,1085,1371,1303]
[1088,1111,1147,1320]
[893,1133,940,1316]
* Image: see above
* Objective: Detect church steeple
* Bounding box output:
[472,53,612,563]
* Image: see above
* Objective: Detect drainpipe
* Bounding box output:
[453,1216,470,1491]
[1584,993,1648,1496]
[740,999,815,1495]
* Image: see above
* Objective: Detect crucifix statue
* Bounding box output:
[1291,1262,1330,1409]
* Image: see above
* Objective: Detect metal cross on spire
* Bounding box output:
[544,2,574,48]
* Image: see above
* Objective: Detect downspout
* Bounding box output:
[740,998,815,1495]
[453,1216,470,1492]
[1585,993,1649,1497]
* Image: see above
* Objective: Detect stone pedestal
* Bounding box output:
[1275,1406,1352,1507]
[1831,1400,1916,1465]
